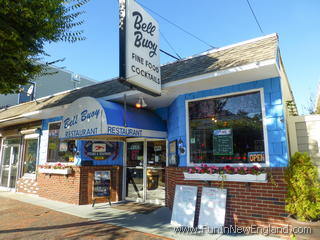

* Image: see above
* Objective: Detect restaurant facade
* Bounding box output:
[0,33,294,229]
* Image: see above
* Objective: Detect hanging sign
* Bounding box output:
[119,0,161,96]
[84,141,119,161]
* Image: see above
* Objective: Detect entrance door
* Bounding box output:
[0,139,20,189]
[125,140,166,205]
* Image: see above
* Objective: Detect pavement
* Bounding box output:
[0,191,282,240]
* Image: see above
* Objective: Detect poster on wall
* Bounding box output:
[84,141,119,161]
[171,185,197,227]
[168,140,178,166]
[213,128,233,155]
[198,187,227,229]
[119,0,161,96]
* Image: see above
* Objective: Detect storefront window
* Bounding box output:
[188,91,265,164]
[47,122,75,163]
[23,138,38,174]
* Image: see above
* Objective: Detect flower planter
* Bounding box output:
[38,168,72,175]
[183,172,267,183]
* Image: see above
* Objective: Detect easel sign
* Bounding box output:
[92,170,111,207]
[171,185,197,227]
[198,187,227,229]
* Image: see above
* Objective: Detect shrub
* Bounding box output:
[284,152,320,222]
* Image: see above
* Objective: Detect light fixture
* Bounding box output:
[135,97,147,108]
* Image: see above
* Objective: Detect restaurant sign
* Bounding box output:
[119,0,161,96]
[59,97,167,139]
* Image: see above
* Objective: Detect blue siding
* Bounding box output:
[157,77,289,167]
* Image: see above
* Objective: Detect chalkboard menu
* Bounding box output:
[93,171,111,198]
[213,128,233,155]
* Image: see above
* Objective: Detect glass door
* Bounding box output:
[146,141,166,205]
[0,139,20,189]
[125,139,166,205]
[126,142,144,202]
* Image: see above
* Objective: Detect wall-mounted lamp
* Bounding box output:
[135,97,147,108]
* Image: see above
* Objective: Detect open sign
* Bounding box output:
[248,152,265,162]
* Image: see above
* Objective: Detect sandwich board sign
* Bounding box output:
[171,185,197,227]
[198,187,227,229]
[119,0,161,96]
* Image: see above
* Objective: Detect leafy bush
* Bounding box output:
[285,152,320,222]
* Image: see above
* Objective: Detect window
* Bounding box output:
[188,91,265,164]
[47,122,75,163]
[23,138,38,174]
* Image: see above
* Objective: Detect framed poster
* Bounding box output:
[168,140,178,166]
[93,171,111,198]
[171,185,198,227]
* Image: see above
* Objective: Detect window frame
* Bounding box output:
[46,121,76,165]
[185,88,270,167]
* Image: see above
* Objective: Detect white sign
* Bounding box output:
[59,97,107,139]
[198,187,227,229]
[120,0,161,95]
[171,185,198,227]
[59,97,167,139]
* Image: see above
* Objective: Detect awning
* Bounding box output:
[59,97,167,139]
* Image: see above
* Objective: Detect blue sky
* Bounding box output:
[43,0,320,114]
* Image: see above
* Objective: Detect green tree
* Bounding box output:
[0,0,89,94]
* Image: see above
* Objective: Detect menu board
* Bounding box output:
[198,187,227,229]
[213,129,233,155]
[93,171,111,198]
[171,185,198,227]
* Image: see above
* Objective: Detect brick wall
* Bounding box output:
[79,166,122,205]
[37,167,81,204]
[16,177,39,195]
[166,167,288,229]
[37,166,122,205]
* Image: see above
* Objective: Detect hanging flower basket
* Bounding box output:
[184,164,267,183]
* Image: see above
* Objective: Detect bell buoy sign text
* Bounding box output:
[119,0,161,96]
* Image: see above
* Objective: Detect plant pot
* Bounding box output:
[183,172,267,183]
[287,215,320,240]
[38,168,72,175]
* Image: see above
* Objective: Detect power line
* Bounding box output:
[245,0,264,35]
[160,31,182,60]
[137,1,216,49]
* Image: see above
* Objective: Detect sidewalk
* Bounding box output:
[0,191,281,240]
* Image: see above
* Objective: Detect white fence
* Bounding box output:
[287,115,320,172]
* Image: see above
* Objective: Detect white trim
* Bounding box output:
[24,133,39,139]
[163,59,276,89]
[185,88,270,167]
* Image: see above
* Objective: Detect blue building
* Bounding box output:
[0,33,294,228]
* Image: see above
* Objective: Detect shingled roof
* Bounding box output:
[0,34,278,121]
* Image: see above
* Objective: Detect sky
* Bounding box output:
[43,0,320,114]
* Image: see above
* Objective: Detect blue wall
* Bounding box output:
[156,77,288,167]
